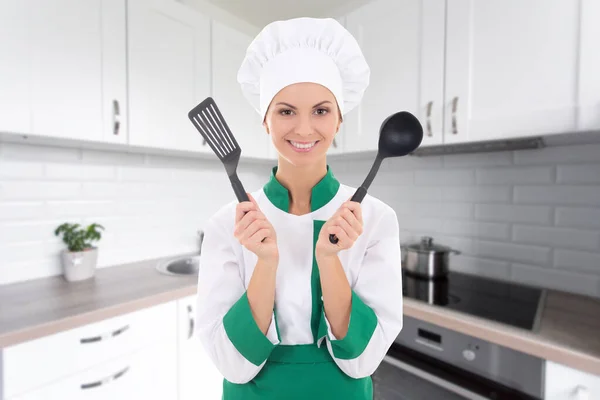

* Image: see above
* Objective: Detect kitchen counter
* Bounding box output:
[0,253,198,349]
[1,256,599,377]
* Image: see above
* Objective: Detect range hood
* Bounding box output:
[411,136,545,156]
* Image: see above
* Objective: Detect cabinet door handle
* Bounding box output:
[573,385,589,400]
[80,324,130,344]
[187,304,194,339]
[80,366,129,390]
[112,99,121,135]
[426,101,433,137]
[451,96,459,135]
[333,137,338,148]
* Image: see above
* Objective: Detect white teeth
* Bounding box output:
[290,141,317,149]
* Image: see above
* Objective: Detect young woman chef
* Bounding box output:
[195,16,403,400]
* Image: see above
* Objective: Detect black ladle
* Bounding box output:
[329,111,424,244]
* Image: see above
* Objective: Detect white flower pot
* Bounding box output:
[61,247,98,282]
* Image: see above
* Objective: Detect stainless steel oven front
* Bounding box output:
[372,316,544,400]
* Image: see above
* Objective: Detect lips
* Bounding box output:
[287,140,319,152]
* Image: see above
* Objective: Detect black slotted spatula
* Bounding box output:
[188,97,249,203]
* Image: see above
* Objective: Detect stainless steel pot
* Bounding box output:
[401,236,460,278]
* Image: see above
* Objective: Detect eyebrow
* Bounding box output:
[275,101,333,109]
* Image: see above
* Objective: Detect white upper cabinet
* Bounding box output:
[211,20,269,160]
[0,1,30,135]
[577,0,600,132]
[0,0,127,144]
[444,0,582,144]
[343,0,446,153]
[127,0,211,153]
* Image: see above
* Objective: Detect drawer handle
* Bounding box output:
[451,96,459,135]
[80,324,130,344]
[80,366,129,390]
[573,385,589,400]
[112,99,121,136]
[187,305,195,339]
[426,101,433,137]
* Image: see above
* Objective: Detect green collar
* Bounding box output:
[263,166,340,213]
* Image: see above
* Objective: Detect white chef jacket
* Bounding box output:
[195,166,403,385]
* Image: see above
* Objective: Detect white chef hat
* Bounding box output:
[237,17,370,120]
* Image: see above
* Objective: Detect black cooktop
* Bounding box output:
[402,270,544,331]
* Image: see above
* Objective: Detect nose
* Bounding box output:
[295,114,314,138]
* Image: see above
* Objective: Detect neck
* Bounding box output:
[275,157,328,209]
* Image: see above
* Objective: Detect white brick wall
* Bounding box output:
[332,142,600,298]
[2,140,600,299]
[0,142,270,284]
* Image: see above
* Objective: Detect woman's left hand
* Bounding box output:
[315,199,363,259]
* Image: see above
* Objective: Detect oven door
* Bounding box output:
[373,343,542,400]
[373,353,485,400]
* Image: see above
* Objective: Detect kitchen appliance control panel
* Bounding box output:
[394,316,543,399]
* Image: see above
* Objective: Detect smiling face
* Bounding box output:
[263,82,342,167]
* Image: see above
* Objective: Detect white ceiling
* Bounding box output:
[204,0,373,29]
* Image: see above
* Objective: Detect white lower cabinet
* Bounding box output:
[545,361,600,400]
[2,301,177,399]
[8,339,177,400]
[2,296,225,400]
[177,295,223,400]
[2,301,178,400]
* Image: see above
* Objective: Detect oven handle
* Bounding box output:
[382,355,491,400]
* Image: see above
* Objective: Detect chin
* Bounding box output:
[276,147,328,166]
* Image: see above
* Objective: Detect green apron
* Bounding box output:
[222,344,373,399]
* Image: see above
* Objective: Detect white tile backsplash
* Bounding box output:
[510,263,600,298]
[450,255,512,280]
[415,169,475,186]
[1,140,600,298]
[512,225,600,251]
[440,220,510,240]
[513,143,600,164]
[475,204,553,225]
[334,142,600,298]
[442,151,513,168]
[557,164,600,183]
[475,166,554,185]
[0,143,270,285]
[555,207,600,229]
[514,185,600,206]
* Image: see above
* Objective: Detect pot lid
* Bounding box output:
[405,236,453,253]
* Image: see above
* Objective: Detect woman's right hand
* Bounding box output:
[234,193,279,263]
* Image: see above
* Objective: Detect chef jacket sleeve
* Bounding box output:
[319,205,403,379]
[195,213,280,384]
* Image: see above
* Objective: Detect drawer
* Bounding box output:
[3,300,177,399]
[7,337,177,400]
[545,360,600,400]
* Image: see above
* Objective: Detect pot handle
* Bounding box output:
[451,248,461,255]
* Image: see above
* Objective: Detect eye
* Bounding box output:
[315,108,329,115]
[279,109,294,116]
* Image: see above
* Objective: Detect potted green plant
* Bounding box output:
[54,222,104,282]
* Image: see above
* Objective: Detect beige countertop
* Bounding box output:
[0,253,198,349]
[1,256,599,377]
